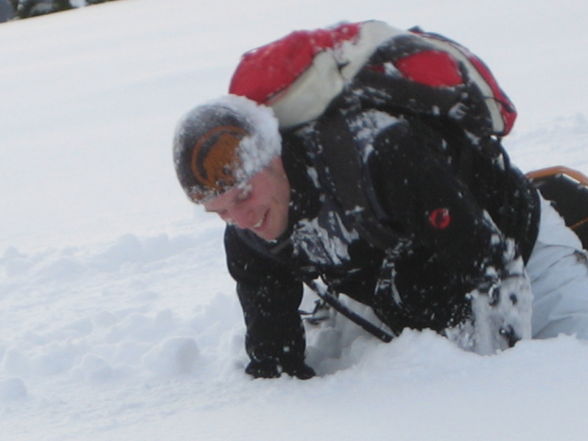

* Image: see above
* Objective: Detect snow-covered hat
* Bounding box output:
[229,20,401,128]
[173,95,281,202]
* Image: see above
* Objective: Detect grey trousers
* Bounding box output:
[527,196,588,339]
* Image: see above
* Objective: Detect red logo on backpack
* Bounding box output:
[428,208,452,230]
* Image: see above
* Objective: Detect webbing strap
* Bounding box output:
[527,165,588,248]
[526,166,588,185]
[314,113,400,251]
[304,278,394,342]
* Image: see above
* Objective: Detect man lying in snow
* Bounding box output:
[172,21,588,379]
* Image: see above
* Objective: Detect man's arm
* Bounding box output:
[224,227,315,379]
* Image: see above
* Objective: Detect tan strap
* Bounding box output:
[527,166,588,233]
[526,166,588,185]
[570,217,588,231]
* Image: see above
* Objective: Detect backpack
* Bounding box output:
[229,20,516,137]
[231,21,588,250]
[230,20,522,251]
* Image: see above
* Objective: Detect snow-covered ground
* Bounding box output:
[1,0,588,440]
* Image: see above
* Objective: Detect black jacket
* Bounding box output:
[226,102,540,376]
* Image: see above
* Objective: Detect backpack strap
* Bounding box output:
[309,111,408,252]
[526,166,588,185]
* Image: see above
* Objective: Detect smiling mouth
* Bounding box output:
[252,211,268,231]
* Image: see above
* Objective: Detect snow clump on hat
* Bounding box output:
[173,95,281,202]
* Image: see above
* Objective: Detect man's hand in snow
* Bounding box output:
[245,359,315,380]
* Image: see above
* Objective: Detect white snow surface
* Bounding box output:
[2,0,588,440]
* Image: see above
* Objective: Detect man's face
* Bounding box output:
[202,157,291,241]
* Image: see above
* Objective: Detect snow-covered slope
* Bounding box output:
[1,0,588,440]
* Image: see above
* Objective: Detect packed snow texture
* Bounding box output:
[2,0,588,440]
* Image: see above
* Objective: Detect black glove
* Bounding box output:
[245,359,315,380]
[281,361,316,380]
[245,359,281,379]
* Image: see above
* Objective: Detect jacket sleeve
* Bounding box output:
[224,226,313,377]
[365,118,532,353]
